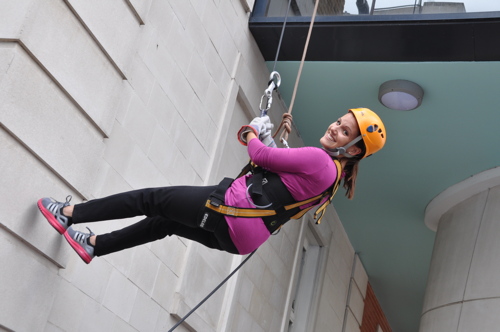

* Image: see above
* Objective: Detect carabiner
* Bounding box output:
[265,71,281,98]
[280,137,290,149]
[259,71,281,116]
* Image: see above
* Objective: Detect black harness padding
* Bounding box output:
[198,177,233,232]
[251,167,264,196]
[246,171,301,233]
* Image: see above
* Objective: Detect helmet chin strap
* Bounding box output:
[324,135,362,158]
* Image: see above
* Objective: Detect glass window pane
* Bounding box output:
[263,0,500,17]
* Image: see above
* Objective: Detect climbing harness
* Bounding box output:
[200,159,342,234]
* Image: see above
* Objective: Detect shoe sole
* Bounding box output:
[37,199,67,234]
[63,232,92,264]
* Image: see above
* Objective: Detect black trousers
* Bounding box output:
[72,186,239,256]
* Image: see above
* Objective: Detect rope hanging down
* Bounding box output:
[275,0,322,146]
[168,251,256,331]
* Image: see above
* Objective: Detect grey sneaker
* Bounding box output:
[37,195,73,234]
[64,227,95,264]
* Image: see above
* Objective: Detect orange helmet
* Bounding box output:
[349,108,386,158]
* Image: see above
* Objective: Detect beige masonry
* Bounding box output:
[0,1,369,331]
[421,167,500,331]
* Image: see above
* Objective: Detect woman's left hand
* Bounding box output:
[237,116,274,145]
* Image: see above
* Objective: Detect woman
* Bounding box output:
[37,108,386,264]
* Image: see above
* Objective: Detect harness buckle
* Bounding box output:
[210,199,221,207]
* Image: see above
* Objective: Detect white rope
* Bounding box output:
[278,0,322,144]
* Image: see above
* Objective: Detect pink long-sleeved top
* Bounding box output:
[224,139,340,254]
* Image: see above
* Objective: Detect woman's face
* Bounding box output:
[320,112,361,154]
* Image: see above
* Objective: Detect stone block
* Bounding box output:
[167,75,196,125]
[127,0,153,24]
[202,42,230,96]
[130,289,161,332]
[0,42,16,79]
[0,126,89,265]
[43,322,64,332]
[258,301,275,332]
[0,43,105,198]
[353,255,368,298]
[20,0,125,135]
[102,242,136,277]
[150,234,187,277]
[126,54,156,104]
[219,0,246,38]
[94,164,134,199]
[111,316,140,332]
[47,279,90,331]
[237,274,255,311]
[66,0,142,73]
[58,255,113,302]
[189,0,209,20]
[464,186,500,301]
[332,274,350,317]
[215,28,239,76]
[203,78,226,126]
[316,303,343,332]
[142,36,177,95]
[151,262,179,310]
[345,308,360,332]
[185,10,209,56]
[103,122,137,178]
[422,191,486,312]
[419,303,461,332]
[249,288,264,321]
[173,148,202,185]
[121,144,167,189]
[187,52,211,103]
[231,304,255,332]
[333,221,355,266]
[0,0,32,37]
[146,0,175,36]
[77,299,116,332]
[147,82,179,134]
[147,125,178,180]
[458,298,500,332]
[245,252,266,286]
[169,0,193,28]
[279,231,295,269]
[122,93,156,153]
[112,80,135,126]
[154,308,191,332]
[349,284,365,326]
[320,274,337,311]
[260,267,275,300]
[166,17,193,75]
[0,228,60,332]
[129,246,161,295]
[102,269,139,321]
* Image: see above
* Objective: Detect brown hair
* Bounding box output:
[341,140,366,200]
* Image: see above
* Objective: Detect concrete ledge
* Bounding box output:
[424,166,500,231]
[170,292,214,332]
